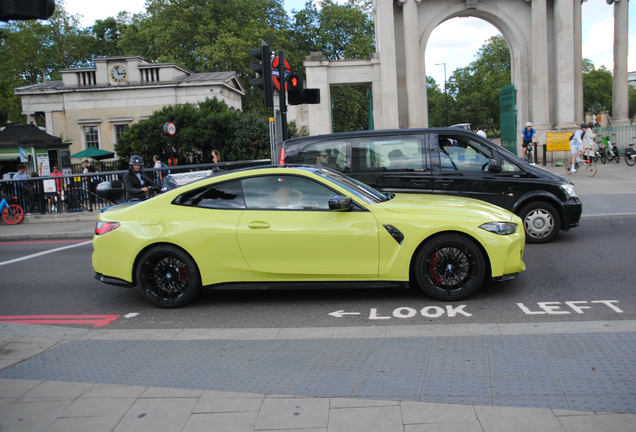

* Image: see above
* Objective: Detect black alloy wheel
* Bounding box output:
[414,234,485,301]
[136,245,201,308]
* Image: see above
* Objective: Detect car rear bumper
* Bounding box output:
[94,273,134,288]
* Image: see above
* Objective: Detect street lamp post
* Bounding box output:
[436,63,448,126]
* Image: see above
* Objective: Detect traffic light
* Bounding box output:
[286,74,321,106]
[287,74,303,105]
[248,44,274,108]
[0,0,55,21]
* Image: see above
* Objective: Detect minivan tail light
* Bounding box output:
[95,221,120,236]
[279,146,285,165]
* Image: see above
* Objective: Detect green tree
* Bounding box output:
[90,13,131,57]
[118,0,291,113]
[427,77,448,127]
[630,86,636,121]
[0,1,95,123]
[115,97,240,165]
[226,112,271,161]
[444,35,511,131]
[331,85,371,132]
[583,63,613,116]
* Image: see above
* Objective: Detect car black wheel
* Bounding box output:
[414,234,485,301]
[136,245,201,308]
[519,201,560,244]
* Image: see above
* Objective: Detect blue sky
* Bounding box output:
[64,0,634,87]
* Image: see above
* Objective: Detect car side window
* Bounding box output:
[242,175,335,211]
[501,158,521,173]
[173,180,245,209]
[352,135,425,172]
[295,140,349,172]
[436,135,493,172]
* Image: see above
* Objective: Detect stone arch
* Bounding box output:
[416,4,531,133]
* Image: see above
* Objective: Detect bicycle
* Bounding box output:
[564,153,597,177]
[625,137,636,167]
[0,193,25,224]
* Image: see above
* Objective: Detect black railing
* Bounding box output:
[0,160,271,214]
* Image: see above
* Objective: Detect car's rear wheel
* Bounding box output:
[519,202,560,244]
[136,245,201,308]
[414,234,485,301]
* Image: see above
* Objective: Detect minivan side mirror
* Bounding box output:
[328,196,352,211]
[488,159,502,173]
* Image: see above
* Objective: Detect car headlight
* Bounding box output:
[560,183,578,198]
[480,222,517,235]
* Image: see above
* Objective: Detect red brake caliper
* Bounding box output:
[428,253,441,284]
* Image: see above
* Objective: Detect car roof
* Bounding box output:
[283,127,479,148]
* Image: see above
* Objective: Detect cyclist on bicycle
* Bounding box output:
[123,155,159,201]
[569,123,588,173]
[520,122,540,162]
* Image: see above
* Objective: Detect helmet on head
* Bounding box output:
[525,122,533,127]
[129,155,144,171]
[580,123,588,128]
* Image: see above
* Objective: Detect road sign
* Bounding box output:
[271,57,291,91]
[164,122,176,135]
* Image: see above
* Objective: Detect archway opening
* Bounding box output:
[424,17,511,136]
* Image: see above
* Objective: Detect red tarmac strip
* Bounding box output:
[0,315,120,327]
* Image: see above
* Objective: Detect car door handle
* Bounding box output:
[248,221,270,229]
[435,179,454,186]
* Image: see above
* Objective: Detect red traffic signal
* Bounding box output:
[288,74,302,90]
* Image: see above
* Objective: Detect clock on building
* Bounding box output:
[110,65,127,83]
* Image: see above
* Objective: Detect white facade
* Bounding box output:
[15,56,244,160]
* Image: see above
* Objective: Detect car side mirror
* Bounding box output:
[328,196,352,211]
[488,159,502,173]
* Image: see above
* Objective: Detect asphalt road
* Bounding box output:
[1,214,634,330]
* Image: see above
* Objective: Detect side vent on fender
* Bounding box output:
[383,225,404,245]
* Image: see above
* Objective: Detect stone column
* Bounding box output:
[573,0,584,125]
[376,0,400,129]
[612,0,630,125]
[398,0,423,128]
[304,53,332,136]
[531,0,551,132]
[44,112,54,135]
[553,0,577,129]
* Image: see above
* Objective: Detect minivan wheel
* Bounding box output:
[414,234,485,301]
[519,202,561,244]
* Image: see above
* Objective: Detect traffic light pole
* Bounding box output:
[278,50,288,142]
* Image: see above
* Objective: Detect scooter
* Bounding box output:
[625,140,636,167]
[599,134,620,164]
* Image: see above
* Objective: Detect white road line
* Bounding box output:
[124,313,139,318]
[0,240,92,266]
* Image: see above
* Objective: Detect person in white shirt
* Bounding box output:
[476,125,487,139]
[569,124,588,173]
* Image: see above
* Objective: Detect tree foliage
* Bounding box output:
[441,35,511,131]
[583,61,613,116]
[115,98,240,166]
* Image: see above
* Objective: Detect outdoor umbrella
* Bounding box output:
[70,147,115,160]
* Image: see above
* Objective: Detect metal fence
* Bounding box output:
[0,160,271,215]
[594,125,636,153]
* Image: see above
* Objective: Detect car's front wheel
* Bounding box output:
[519,202,561,244]
[136,245,201,308]
[414,234,485,301]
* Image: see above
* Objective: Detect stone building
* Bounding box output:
[14,56,244,165]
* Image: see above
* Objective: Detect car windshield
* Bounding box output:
[314,168,390,204]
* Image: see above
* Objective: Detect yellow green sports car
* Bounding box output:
[93,166,525,308]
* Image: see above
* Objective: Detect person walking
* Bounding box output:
[12,164,30,212]
[476,125,487,139]
[520,122,540,161]
[211,149,221,169]
[153,155,164,182]
[569,123,588,173]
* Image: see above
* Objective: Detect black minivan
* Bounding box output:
[281,128,582,243]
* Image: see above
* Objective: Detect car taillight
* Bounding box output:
[95,221,120,236]
[279,146,285,165]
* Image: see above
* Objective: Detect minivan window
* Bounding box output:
[295,140,349,172]
[436,135,493,172]
[353,136,425,172]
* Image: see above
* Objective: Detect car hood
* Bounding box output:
[380,193,515,222]
[521,161,571,183]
